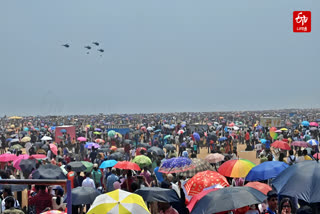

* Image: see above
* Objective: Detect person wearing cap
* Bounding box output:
[52,186,66,211]
[262,191,278,214]
[92,163,102,187]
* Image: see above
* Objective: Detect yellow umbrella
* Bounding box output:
[87,189,150,214]
[280,128,288,131]
[21,136,31,143]
[116,132,122,138]
[10,125,15,128]
[9,116,23,119]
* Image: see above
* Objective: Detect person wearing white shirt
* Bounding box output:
[82,172,96,188]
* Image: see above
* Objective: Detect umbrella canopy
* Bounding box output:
[272,161,320,203]
[309,122,319,127]
[41,210,66,214]
[19,159,37,174]
[21,136,31,143]
[218,159,256,178]
[164,135,171,140]
[132,155,152,168]
[159,157,195,174]
[77,137,87,142]
[187,188,219,213]
[0,153,18,162]
[301,121,309,126]
[179,158,213,178]
[185,170,229,196]
[30,154,47,159]
[218,137,227,142]
[177,130,184,135]
[280,128,288,131]
[147,146,165,156]
[87,189,150,214]
[95,139,105,144]
[60,129,67,133]
[135,147,147,156]
[291,141,310,147]
[193,133,200,141]
[13,154,30,170]
[190,186,267,214]
[205,153,225,164]
[49,143,58,155]
[307,139,319,146]
[138,143,151,149]
[108,130,116,137]
[135,187,180,203]
[114,161,141,171]
[10,144,23,150]
[109,152,123,161]
[245,161,288,181]
[245,182,272,195]
[41,136,52,141]
[100,160,118,169]
[271,140,291,150]
[93,131,101,135]
[66,161,87,172]
[85,142,100,149]
[32,164,66,179]
[164,144,176,151]
[71,186,101,205]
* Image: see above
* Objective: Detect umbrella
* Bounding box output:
[146,127,153,131]
[49,143,58,155]
[114,161,141,171]
[154,129,161,133]
[135,147,147,156]
[93,131,101,135]
[60,129,67,133]
[135,187,180,203]
[301,121,309,126]
[109,152,123,161]
[77,137,87,142]
[0,153,18,162]
[310,127,318,131]
[57,136,64,140]
[41,144,49,151]
[291,141,310,147]
[108,130,116,137]
[87,189,150,214]
[95,128,102,132]
[218,159,256,178]
[163,135,171,140]
[275,130,282,133]
[205,153,225,164]
[179,158,213,178]
[190,186,266,214]
[100,160,118,168]
[132,155,152,168]
[10,138,19,143]
[66,161,87,172]
[138,143,151,149]
[309,122,319,127]
[307,139,319,146]
[110,146,117,151]
[245,161,288,181]
[159,157,195,174]
[187,188,219,213]
[260,139,267,144]
[193,133,200,141]
[164,144,176,151]
[30,154,47,159]
[280,128,288,131]
[20,159,37,174]
[85,142,100,149]
[184,170,229,196]
[271,140,291,150]
[245,182,272,195]
[218,137,227,142]
[13,154,29,170]
[10,144,23,150]
[0,184,28,192]
[32,164,66,179]
[81,161,93,173]
[41,136,52,141]
[95,139,105,144]
[71,187,101,205]
[41,211,66,214]
[21,136,31,143]
[272,161,320,203]
[177,130,184,135]
[147,146,165,156]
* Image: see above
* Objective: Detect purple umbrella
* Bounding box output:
[95,128,102,132]
[85,142,100,149]
[181,142,187,147]
[291,141,310,147]
[193,133,200,141]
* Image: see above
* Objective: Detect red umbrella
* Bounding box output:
[114,161,141,171]
[313,153,320,159]
[0,154,18,162]
[184,171,229,196]
[271,141,291,150]
[49,143,58,155]
[187,188,219,212]
[136,147,147,156]
[245,182,272,195]
[95,139,105,144]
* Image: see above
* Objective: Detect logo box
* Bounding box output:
[293,11,311,33]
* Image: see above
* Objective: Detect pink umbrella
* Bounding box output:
[177,130,184,135]
[0,154,18,162]
[13,154,30,170]
[49,144,58,155]
[229,122,235,127]
[275,130,282,133]
[30,154,47,159]
[310,122,319,127]
[77,137,87,142]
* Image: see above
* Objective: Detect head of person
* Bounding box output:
[93,163,98,171]
[85,172,91,178]
[158,202,171,212]
[4,196,15,209]
[66,165,72,172]
[296,205,312,214]
[111,168,116,174]
[267,191,278,212]
[297,150,303,157]
[279,153,285,161]
[289,150,294,156]
[3,187,12,198]
[279,197,294,214]
[302,150,308,156]
[167,174,174,182]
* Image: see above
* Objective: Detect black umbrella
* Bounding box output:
[66,161,87,172]
[35,142,44,147]
[164,144,176,151]
[135,187,180,203]
[191,186,266,214]
[124,139,132,144]
[20,159,36,174]
[41,144,49,151]
[272,160,320,203]
[109,152,123,161]
[147,146,165,156]
[71,187,101,205]
[0,184,28,192]
[97,148,109,153]
[32,164,66,179]
[138,143,151,149]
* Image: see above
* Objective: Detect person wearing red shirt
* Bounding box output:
[28,185,52,214]
[66,165,75,189]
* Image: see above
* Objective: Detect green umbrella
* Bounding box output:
[108,130,116,137]
[10,144,23,150]
[132,155,152,168]
[164,135,171,140]
[93,132,101,135]
[81,161,93,172]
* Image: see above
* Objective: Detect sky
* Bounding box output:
[0,0,319,116]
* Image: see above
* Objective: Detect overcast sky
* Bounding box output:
[0,0,319,116]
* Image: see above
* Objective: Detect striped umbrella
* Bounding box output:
[218,159,256,178]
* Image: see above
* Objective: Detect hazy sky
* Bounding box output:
[1,1,319,116]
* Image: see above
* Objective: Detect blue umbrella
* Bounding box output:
[272,161,320,203]
[159,157,195,174]
[100,160,118,168]
[246,161,288,181]
[193,132,200,141]
[95,128,101,132]
[154,129,161,133]
[6,138,12,142]
[181,142,187,147]
[307,139,319,146]
[260,139,267,144]
[218,137,227,142]
[301,121,310,126]
[256,125,263,131]
[50,126,56,130]
[60,129,67,133]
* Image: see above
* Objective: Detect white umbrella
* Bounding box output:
[41,136,52,141]
[233,126,240,130]
[147,127,153,131]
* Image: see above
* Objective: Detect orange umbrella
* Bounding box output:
[110,146,117,151]
[245,182,272,195]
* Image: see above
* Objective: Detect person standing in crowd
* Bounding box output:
[28,185,52,214]
[92,163,102,187]
[2,197,24,214]
[1,188,20,212]
[106,168,119,192]
[82,172,96,188]
[66,165,75,189]
[262,191,278,214]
